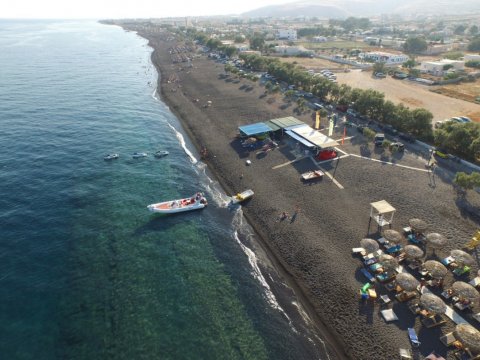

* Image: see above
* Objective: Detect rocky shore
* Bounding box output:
[133,28,479,360]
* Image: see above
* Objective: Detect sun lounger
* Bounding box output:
[376,272,396,283]
[408,234,422,244]
[403,226,412,234]
[441,256,454,266]
[386,244,403,254]
[425,351,446,360]
[421,314,446,328]
[352,247,366,256]
[440,332,456,347]
[399,348,413,359]
[381,309,398,322]
[408,328,421,347]
[469,277,480,288]
[473,313,480,324]
[361,268,375,282]
[453,266,471,276]
[380,294,391,305]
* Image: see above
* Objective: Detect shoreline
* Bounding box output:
[144,36,349,359]
[127,26,480,360]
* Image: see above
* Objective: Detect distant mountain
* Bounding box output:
[242,0,480,18]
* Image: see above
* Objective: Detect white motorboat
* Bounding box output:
[147,192,207,214]
[104,153,119,160]
[229,189,254,205]
[132,152,148,158]
[154,150,169,158]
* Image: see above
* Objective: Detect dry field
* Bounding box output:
[335,70,480,122]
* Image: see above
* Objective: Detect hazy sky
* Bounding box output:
[2,0,296,18]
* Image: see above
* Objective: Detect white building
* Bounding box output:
[276,29,297,41]
[465,54,480,62]
[235,43,249,52]
[312,36,327,42]
[359,51,409,65]
[420,59,465,76]
[274,45,314,56]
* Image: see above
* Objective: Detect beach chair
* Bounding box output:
[440,332,456,347]
[381,309,398,322]
[453,266,471,276]
[361,268,375,282]
[399,348,413,359]
[408,234,421,244]
[408,328,421,347]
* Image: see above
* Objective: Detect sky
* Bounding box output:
[1,0,297,18]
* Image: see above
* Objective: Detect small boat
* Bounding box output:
[147,192,207,214]
[104,153,119,160]
[229,189,254,205]
[132,152,148,158]
[301,170,324,181]
[154,150,169,158]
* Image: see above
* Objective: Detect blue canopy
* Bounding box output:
[239,123,272,136]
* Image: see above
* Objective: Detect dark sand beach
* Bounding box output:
[127,26,480,359]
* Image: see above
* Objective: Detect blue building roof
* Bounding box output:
[239,123,273,136]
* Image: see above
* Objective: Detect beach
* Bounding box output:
[131,27,480,359]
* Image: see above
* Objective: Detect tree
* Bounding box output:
[402,58,416,69]
[363,128,376,143]
[223,46,237,58]
[469,25,479,36]
[408,68,420,78]
[454,25,467,35]
[403,37,428,54]
[409,108,433,140]
[454,172,480,194]
[372,62,386,74]
[468,37,480,51]
[234,36,244,43]
[249,35,265,51]
[443,64,453,71]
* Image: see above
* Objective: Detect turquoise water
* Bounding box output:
[0,20,328,359]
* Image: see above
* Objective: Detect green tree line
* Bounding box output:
[238,53,434,140]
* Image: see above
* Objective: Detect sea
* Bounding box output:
[0,20,330,360]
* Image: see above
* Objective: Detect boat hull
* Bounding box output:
[229,189,254,205]
[147,193,207,214]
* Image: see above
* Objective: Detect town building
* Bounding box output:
[465,54,480,62]
[274,45,314,56]
[420,59,465,76]
[358,51,409,64]
[276,29,297,41]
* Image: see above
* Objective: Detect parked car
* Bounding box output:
[389,142,405,152]
[383,125,398,136]
[433,148,449,159]
[374,72,386,78]
[398,132,416,143]
[374,133,385,147]
[316,149,338,161]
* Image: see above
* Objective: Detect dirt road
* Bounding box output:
[336,69,480,123]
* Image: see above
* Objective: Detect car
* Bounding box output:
[375,72,386,78]
[398,132,416,143]
[346,109,358,117]
[374,133,385,147]
[389,142,405,152]
[316,149,338,161]
[433,149,449,159]
[458,116,472,123]
[383,125,398,136]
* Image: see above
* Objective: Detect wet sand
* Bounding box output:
[131,27,480,360]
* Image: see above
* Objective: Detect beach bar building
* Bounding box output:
[285,124,339,152]
[238,122,274,138]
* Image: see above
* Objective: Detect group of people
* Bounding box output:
[277,205,301,222]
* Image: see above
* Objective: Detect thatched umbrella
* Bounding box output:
[379,254,398,273]
[425,233,447,250]
[420,293,447,315]
[452,281,480,303]
[396,272,419,291]
[404,245,424,260]
[360,238,379,254]
[450,249,475,266]
[423,260,448,279]
[409,218,428,233]
[383,229,403,244]
[454,324,480,355]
